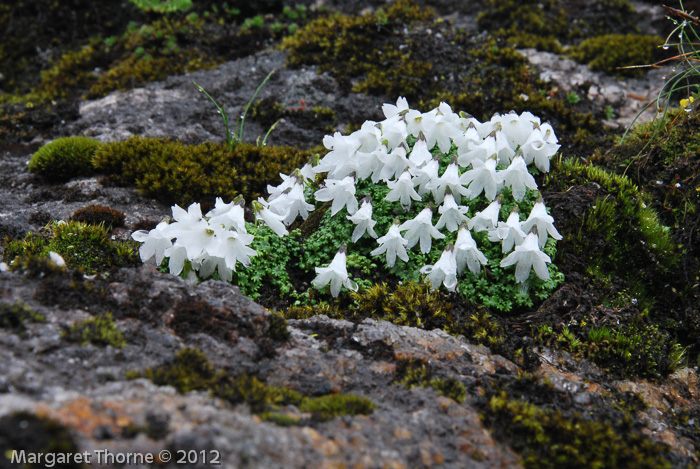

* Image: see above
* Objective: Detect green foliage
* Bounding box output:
[129,347,373,422]
[483,390,673,469]
[63,312,126,348]
[28,136,101,183]
[0,302,46,337]
[568,34,663,78]
[70,204,126,228]
[93,137,311,207]
[127,0,193,13]
[4,220,139,275]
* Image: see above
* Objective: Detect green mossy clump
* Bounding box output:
[544,159,678,302]
[62,312,126,348]
[395,358,466,403]
[483,390,673,469]
[0,302,46,337]
[28,137,101,183]
[93,137,312,207]
[535,320,686,380]
[568,34,664,78]
[126,347,221,393]
[70,204,126,228]
[129,347,374,422]
[3,221,140,275]
[0,411,82,469]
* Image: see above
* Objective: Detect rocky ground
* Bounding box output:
[1,1,699,468]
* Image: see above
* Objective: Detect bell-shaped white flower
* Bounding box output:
[454,225,488,274]
[436,190,469,232]
[488,209,526,253]
[268,180,315,225]
[386,170,422,210]
[314,175,358,216]
[425,159,471,204]
[496,155,538,201]
[253,198,288,237]
[206,197,247,233]
[408,135,432,167]
[399,206,445,253]
[520,123,560,173]
[267,171,297,201]
[460,156,501,201]
[198,254,232,283]
[420,244,458,291]
[376,144,411,182]
[468,197,502,232]
[319,132,361,177]
[457,135,496,167]
[409,156,440,196]
[453,124,482,166]
[312,245,358,297]
[163,243,188,276]
[380,115,408,151]
[423,103,460,154]
[132,220,173,265]
[499,110,540,150]
[500,231,551,283]
[382,96,410,119]
[521,200,562,248]
[370,219,409,267]
[207,224,257,272]
[347,197,378,242]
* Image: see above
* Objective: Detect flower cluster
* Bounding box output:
[131,198,256,282]
[133,97,563,299]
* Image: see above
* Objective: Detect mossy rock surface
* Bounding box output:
[28,136,101,183]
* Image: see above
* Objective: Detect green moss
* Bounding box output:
[93,137,312,207]
[0,302,46,337]
[126,347,221,393]
[129,347,373,422]
[127,0,193,14]
[482,390,673,468]
[534,319,686,380]
[28,137,101,183]
[63,312,126,348]
[281,0,435,97]
[70,205,126,228]
[395,358,466,403]
[568,34,664,78]
[4,221,140,275]
[299,393,375,421]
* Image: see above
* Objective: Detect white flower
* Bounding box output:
[496,155,538,201]
[399,206,445,253]
[436,191,469,232]
[49,251,66,268]
[347,197,378,242]
[408,136,433,167]
[0,262,8,272]
[520,123,560,173]
[386,170,422,210]
[500,232,551,283]
[468,198,502,232]
[382,96,410,119]
[379,116,408,151]
[454,225,488,274]
[460,157,501,201]
[267,171,297,201]
[197,254,232,282]
[314,175,358,215]
[422,103,460,154]
[521,200,562,248]
[131,220,173,265]
[268,180,315,224]
[312,245,358,297]
[164,243,188,276]
[424,160,471,204]
[207,224,257,272]
[421,245,458,291]
[376,144,410,182]
[165,204,216,260]
[457,135,496,167]
[499,110,540,150]
[370,220,409,267]
[206,197,246,233]
[409,156,440,196]
[488,209,526,253]
[253,198,288,237]
[318,132,361,177]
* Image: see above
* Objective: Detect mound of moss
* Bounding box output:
[93,136,313,207]
[568,34,664,78]
[28,136,101,183]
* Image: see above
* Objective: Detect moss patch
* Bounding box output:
[0,302,46,337]
[28,137,101,183]
[63,312,126,348]
[568,34,664,78]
